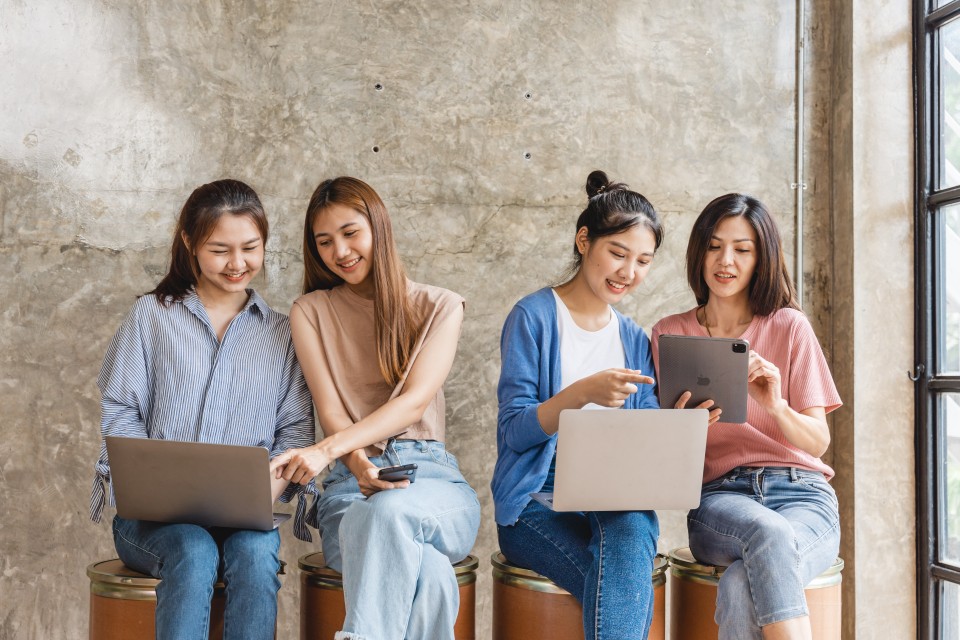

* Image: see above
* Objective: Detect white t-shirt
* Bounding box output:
[553,289,625,410]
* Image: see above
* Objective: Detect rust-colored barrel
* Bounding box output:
[491,552,667,640]
[298,552,478,640]
[668,547,843,640]
[87,559,227,640]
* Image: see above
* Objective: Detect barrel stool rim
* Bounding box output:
[667,547,844,589]
[491,552,668,593]
[299,551,479,589]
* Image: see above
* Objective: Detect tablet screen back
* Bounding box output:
[658,335,749,423]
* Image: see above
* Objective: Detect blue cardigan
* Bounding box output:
[491,287,660,525]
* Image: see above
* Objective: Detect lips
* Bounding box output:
[222,271,247,282]
[606,279,629,292]
[338,257,362,272]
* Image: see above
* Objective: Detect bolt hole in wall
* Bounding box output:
[372,146,380,153]
[374,83,384,91]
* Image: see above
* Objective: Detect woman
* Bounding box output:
[652,193,842,640]
[270,176,480,640]
[491,171,718,640]
[91,179,315,639]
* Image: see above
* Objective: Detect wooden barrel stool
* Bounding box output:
[87,559,228,639]
[668,547,843,640]
[491,552,667,640]
[298,552,479,640]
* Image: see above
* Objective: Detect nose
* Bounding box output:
[226,249,245,269]
[619,261,636,282]
[719,245,735,266]
[333,237,351,260]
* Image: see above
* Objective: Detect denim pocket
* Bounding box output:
[796,473,839,506]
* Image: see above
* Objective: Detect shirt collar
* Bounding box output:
[182,288,270,323]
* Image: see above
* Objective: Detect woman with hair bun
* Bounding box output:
[491,171,718,640]
[653,194,841,640]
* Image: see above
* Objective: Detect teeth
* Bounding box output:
[607,280,627,290]
[341,257,361,268]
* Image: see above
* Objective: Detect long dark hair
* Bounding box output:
[686,193,799,315]
[302,177,416,386]
[563,170,662,282]
[150,180,268,305]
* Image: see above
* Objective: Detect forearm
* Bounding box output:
[313,392,429,461]
[769,401,831,457]
[535,383,586,435]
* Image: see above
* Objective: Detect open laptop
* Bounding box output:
[106,436,290,530]
[657,335,750,424]
[531,409,708,512]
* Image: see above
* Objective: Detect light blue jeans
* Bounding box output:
[112,516,281,640]
[316,440,481,640]
[687,467,841,640]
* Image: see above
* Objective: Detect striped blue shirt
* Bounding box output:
[90,288,318,541]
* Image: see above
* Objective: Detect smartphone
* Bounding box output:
[377,463,418,483]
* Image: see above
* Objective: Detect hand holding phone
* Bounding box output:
[377,463,418,483]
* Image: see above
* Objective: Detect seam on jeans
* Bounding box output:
[796,517,841,556]
[756,605,808,627]
[114,524,163,566]
[589,512,604,639]
[515,517,588,580]
[687,516,748,548]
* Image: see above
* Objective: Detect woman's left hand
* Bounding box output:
[747,350,785,414]
[270,446,332,485]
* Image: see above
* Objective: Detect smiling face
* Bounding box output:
[577,224,657,305]
[191,213,264,301]
[312,203,375,297]
[701,215,758,303]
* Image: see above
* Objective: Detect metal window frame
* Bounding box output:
[917,1,960,638]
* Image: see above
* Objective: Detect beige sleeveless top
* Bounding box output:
[292,280,464,448]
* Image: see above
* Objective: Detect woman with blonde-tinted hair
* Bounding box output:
[271,176,480,640]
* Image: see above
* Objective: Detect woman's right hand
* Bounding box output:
[344,452,411,497]
[674,390,723,424]
[576,368,655,408]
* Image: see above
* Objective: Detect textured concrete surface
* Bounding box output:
[0,0,896,639]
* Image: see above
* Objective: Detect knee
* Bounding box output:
[744,515,796,553]
[161,529,219,585]
[601,511,659,549]
[341,496,412,540]
[224,530,280,577]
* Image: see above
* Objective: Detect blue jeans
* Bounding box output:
[497,499,660,640]
[112,516,281,640]
[316,440,481,640]
[687,467,841,640]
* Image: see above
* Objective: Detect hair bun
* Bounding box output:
[585,170,611,198]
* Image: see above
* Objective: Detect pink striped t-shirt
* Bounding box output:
[651,307,842,483]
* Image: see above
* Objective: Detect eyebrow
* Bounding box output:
[207,237,262,246]
[609,240,655,257]
[710,235,755,243]
[315,222,358,238]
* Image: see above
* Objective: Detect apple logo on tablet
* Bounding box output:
[697,376,710,386]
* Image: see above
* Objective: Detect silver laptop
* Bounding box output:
[657,335,750,424]
[106,436,290,530]
[531,409,708,511]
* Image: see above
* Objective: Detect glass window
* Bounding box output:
[943,393,960,565]
[942,19,960,188]
[943,206,960,373]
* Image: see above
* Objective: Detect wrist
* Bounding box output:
[768,398,790,418]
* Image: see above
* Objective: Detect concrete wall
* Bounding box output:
[0,0,913,638]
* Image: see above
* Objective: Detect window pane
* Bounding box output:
[943,205,960,373]
[943,394,960,565]
[944,580,960,639]
[942,20,960,188]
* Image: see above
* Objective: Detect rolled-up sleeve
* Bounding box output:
[91,305,152,523]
